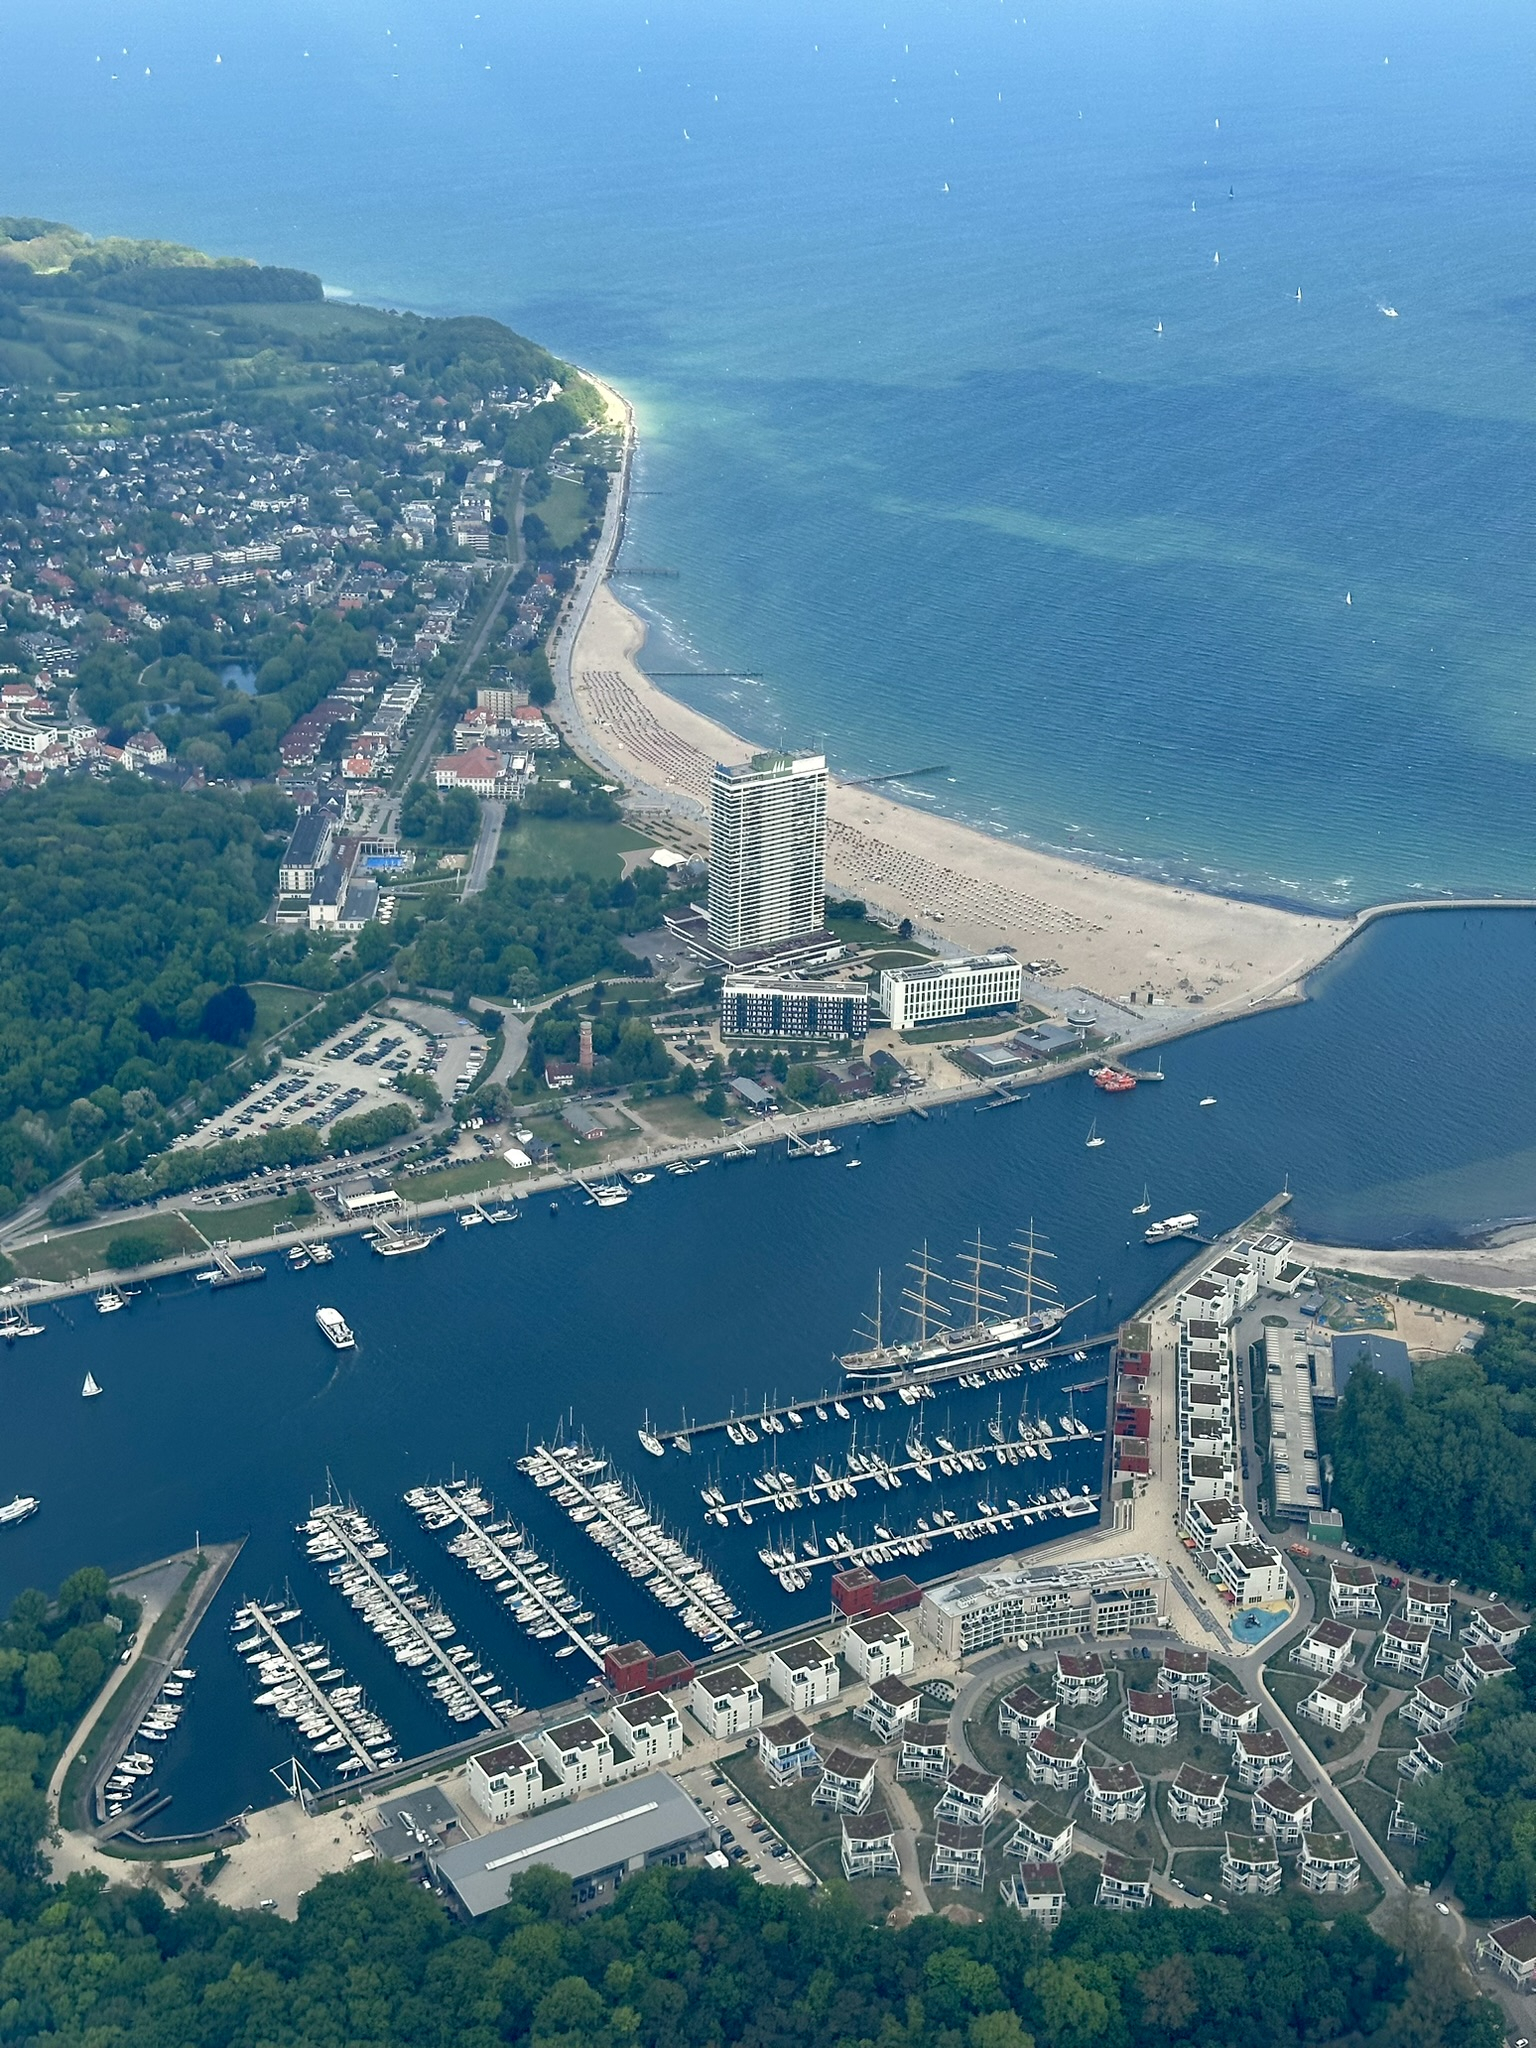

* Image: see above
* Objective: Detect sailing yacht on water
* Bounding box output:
[1132,1185,1151,1215]
[838,1224,1083,1378]
[82,1373,102,1399]
[1086,1120,1105,1148]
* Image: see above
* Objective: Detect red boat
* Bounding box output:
[1091,1066,1137,1093]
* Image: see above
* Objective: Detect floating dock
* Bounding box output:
[520,1442,756,1650]
[232,1599,389,1776]
[650,1332,1114,1454]
[300,1501,510,1729]
[751,1486,1101,1588]
[406,1480,610,1673]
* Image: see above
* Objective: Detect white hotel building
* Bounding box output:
[878,952,1025,1033]
[708,752,827,954]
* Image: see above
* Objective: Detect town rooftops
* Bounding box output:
[545,1715,606,1752]
[1205,1684,1255,1717]
[1475,1601,1524,1634]
[1003,1682,1052,1717]
[870,1675,920,1708]
[1030,1729,1083,1762]
[1384,1617,1432,1644]
[821,1746,875,1780]
[1017,1800,1070,1838]
[1236,1729,1290,1761]
[1489,1918,1536,1965]
[1254,1778,1311,1817]
[935,1817,985,1852]
[775,1637,835,1673]
[1164,1648,1208,1676]
[842,1808,895,1843]
[947,1762,1001,1797]
[851,1611,911,1644]
[1416,1675,1464,1709]
[1125,1689,1176,1718]
[1174,1764,1226,1799]
[1315,1675,1367,1706]
[760,1714,814,1746]
[1057,1651,1104,1679]
[1101,1850,1152,1883]
[1089,1761,1143,1794]
[694,1664,755,1698]
[431,1772,709,1916]
[1308,1618,1355,1650]
[472,1739,536,1777]
[1302,1832,1357,1863]
[1406,1579,1450,1606]
[611,1694,677,1732]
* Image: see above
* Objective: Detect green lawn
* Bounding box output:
[249,982,321,1040]
[1262,1668,1371,1764]
[635,1096,726,1140]
[187,1193,316,1242]
[12,1213,204,1283]
[530,475,589,548]
[496,814,652,883]
[393,1157,523,1201]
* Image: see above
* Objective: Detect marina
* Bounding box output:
[230,1598,392,1777]
[298,1500,512,1731]
[406,1479,610,1672]
[519,1440,757,1650]
[752,1486,1101,1589]
[366,1218,445,1257]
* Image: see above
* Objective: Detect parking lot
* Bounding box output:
[675,1764,815,1889]
[175,1007,489,1155]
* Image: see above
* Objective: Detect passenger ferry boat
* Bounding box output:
[0,1495,39,1527]
[315,1307,356,1351]
[1144,1212,1200,1244]
[838,1225,1083,1379]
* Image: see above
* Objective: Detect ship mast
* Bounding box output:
[1005,1220,1061,1321]
[952,1230,1010,1333]
[902,1242,950,1346]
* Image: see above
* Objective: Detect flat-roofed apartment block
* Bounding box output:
[930,1818,987,1890]
[1025,1727,1085,1794]
[841,1611,915,1684]
[1301,1675,1368,1733]
[1184,1495,1251,1552]
[1234,1727,1293,1788]
[1466,1602,1529,1655]
[1184,1451,1236,1504]
[856,1675,922,1744]
[1122,1688,1178,1748]
[897,1732,950,1782]
[1329,1560,1381,1619]
[998,1682,1055,1742]
[1477,1916,1536,1991]
[1401,1580,1453,1636]
[1008,1801,1074,1865]
[1397,1730,1459,1783]
[708,751,827,954]
[1375,1616,1432,1679]
[1250,1778,1315,1845]
[1054,1649,1108,1707]
[1206,1251,1258,1312]
[606,1693,684,1767]
[1087,1760,1146,1826]
[840,1808,899,1880]
[1221,1832,1281,1898]
[878,950,1024,1033]
[1167,1763,1227,1829]
[1299,1832,1361,1894]
[1211,1540,1289,1605]
[767,1637,841,1713]
[1097,1849,1153,1911]
[431,1772,713,1919]
[813,1747,878,1815]
[757,1715,820,1785]
[468,1739,550,1824]
[1199,1684,1261,1744]
[720,978,869,1042]
[1400,1674,1468,1736]
[1091,1574,1164,1635]
[1004,1861,1066,1929]
[1293,1618,1355,1677]
[689,1664,763,1738]
[537,1717,614,1792]
[938,1763,1003,1827]
[1261,1318,1325,1522]
[1456,1639,1516,1693]
[918,1555,1165,1657]
[1161,1647,1211,1700]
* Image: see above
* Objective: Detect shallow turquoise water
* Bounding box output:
[3,1,1535,903]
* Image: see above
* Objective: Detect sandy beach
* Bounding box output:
[567,581,1345,1022]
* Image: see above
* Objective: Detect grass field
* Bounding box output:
[249,982,321,1041]
[496,814,652,882]
[186,1193,315,1242]
[634,1096,726,1140]
[530,476,590,549]
[394,1157,522,1201]
[13,1213,204,1283]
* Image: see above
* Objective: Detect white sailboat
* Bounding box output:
[82,1373,102,1399]
[1132,1185,1151,1215]
[1085,1120,1105,1149]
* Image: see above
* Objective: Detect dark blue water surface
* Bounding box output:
[3,908,1535,1833]
[2,1,1536,903]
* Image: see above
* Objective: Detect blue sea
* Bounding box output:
[4,0,1536,905]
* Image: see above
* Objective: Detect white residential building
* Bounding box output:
[998,1683,1056,1742]
[1097,1850,1153,1911]
[708,751,827,954]
[1005,1861,1066,1929]
[1221,1833,1281,1898]
[767,1638,841,1713]
[537,1716,614,1792]
[1293,1618,1355,1677]
[1086,1762,1146,1826]
[1299,1833,1361,1894]
[878,951,1024,1033]
[467,1740,550,1824]
[689,1665,763,1739]
[841,1612,916,1684]
[1301,1675,1368,1733]
[607,1694,684,1767]
[919,1555,1166,1657]
[841,1809,900,1880]
[1376,1617,1432,1679]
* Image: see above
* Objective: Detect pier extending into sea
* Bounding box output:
[237,1603,379,1773]
[303,1501,509,1731]
[406,1481,610,1674]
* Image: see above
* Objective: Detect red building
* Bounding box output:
[832,1567,922,1620]
[602,1640,697,1696]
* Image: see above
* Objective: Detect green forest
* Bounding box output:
[1403,1632,1536,1921]
[1325,1296,1536,1597]
[0,777,302,1211]
[397,867,673,1005]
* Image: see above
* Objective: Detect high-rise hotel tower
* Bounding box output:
[707,751,827,955]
